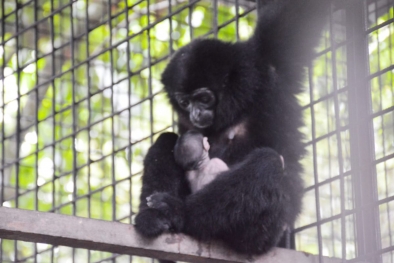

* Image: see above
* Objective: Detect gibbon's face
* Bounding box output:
[161,39,241,131]
[174,87,216,129]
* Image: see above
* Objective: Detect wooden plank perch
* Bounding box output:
[0,207,341,263]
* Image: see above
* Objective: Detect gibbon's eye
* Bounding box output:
[200,95,211,104]
[193,88,215,107]
[175,93,190,110]
[178,98,190,109]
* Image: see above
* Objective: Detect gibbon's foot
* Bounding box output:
[134,208,171,238]
[146,192,185,233]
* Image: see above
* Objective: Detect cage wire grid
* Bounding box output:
[0,0,393,262]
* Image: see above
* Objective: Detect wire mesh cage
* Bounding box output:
[0,0,393,262]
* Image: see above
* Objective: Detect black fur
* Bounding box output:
[135,0,331,257]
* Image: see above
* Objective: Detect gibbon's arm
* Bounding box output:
[254,0,332,67]
[139,133,187,208]
[135,133,189,237]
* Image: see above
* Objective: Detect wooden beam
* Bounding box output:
[0,207,341,263]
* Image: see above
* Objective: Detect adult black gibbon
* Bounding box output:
[135,0,332,257]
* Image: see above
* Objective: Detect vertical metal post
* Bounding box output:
[213,0,218,37]
[346,0,381,262]
[0,0,6,208]
[0,0,6,261]
[147,0,154,145]
[69,1,77,262]
[34,1,39,262]
[50,0,57,261]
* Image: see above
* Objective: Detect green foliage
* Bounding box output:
[0,0,259,260]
